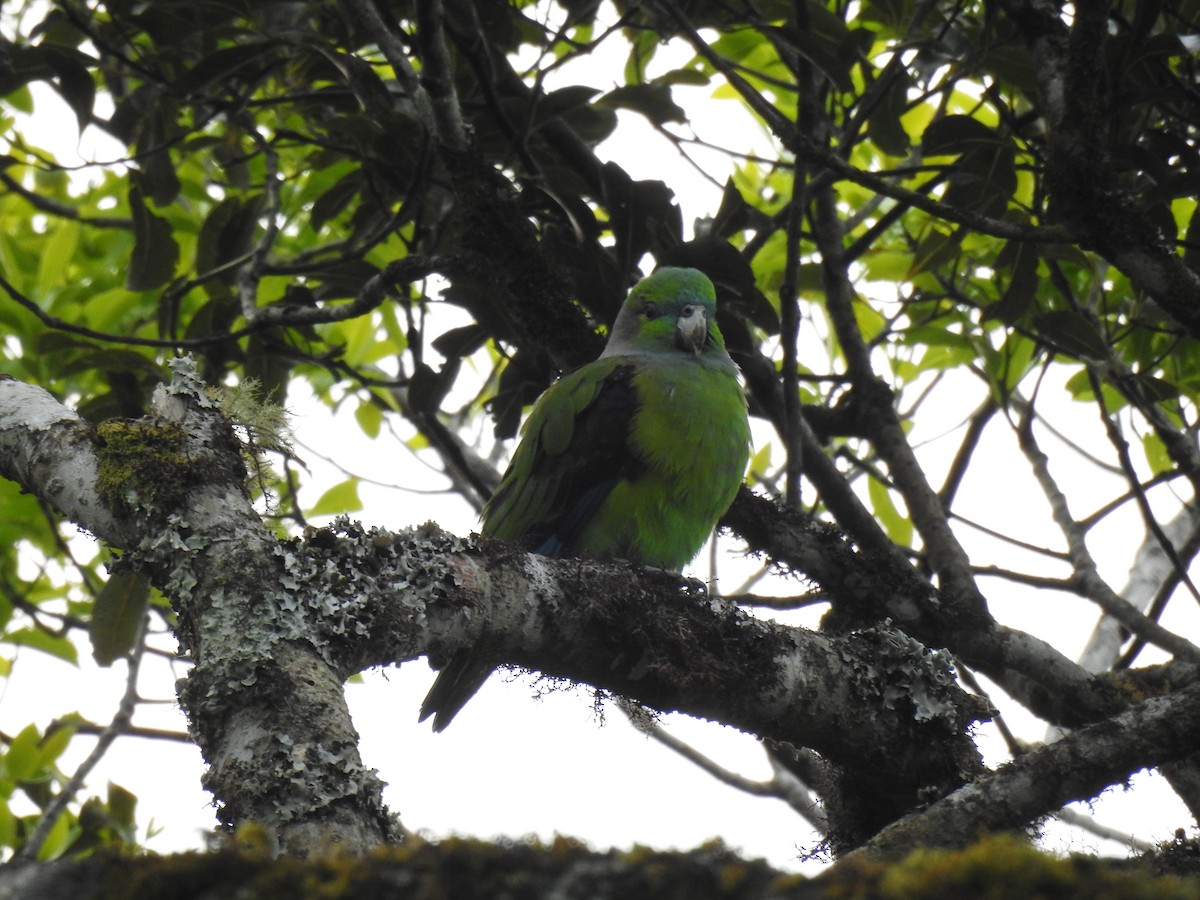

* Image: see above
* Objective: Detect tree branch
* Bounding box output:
[0,369,988,851]
[855,680,1200,860]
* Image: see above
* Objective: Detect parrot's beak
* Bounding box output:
[676,305,708,355]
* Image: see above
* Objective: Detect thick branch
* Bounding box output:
[724,490,1123,728]
[0,370,396,856]
[1,372,984,849]
[856,680,1200,860]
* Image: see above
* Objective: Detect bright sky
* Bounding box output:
[3,4,1198,873]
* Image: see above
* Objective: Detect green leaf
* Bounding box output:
[0,801,16,848]
[3,724,42,781]
[107,782,138,831]
[624,29,659,84]
[307,478,362,517]
[747,442,773,481]
[1142,432,1171,476]
[37,720,77,767]
[36,808,73,861]
[355,399,382,439]
[868,475,913,546]
[2,83,33,114]
[998,332,1037,395]
[89,570,150,666]
[36,219,80,299]
[2,627,79,664]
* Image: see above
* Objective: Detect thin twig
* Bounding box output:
[618,700,827,830]
[1051,806,1156,854]
[1015,407,1200,664]
[13,617,147,863]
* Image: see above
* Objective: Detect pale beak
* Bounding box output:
[676,305,707,355]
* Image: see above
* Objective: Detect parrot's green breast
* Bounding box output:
[569,354,749,568]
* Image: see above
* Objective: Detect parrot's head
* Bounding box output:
[604,267,727,359]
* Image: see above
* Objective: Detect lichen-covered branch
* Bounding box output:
[1,367,397,856]
[1,368,988,852]
[856,680,1200,861]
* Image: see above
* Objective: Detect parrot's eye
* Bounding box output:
[642,302,661,320]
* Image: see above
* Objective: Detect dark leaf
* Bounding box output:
[985,239,1039,324]
[602,164,682,275]
[597,83,687,126]
[980,45,1040,94]
[409,357,462,414]
[244,333,292,404]
[491,351,553,440]
[42,45,95,134]
[922,115,1001,157]
[537,85,603,121]
[867,71,911,156]
[107,783,139,831]
[312,259,381,301]
[705,178,771,239]
[310,171,363,233]
[907,229,963,278]
[942,141,1016,217]
[654,67,711,87]
[195,194,265,277]
[1185,201,1200,273]
[1033,310,1111,359]
[560,103,619,145]
[126,184,179,291]
[1134,373,1180,403]
[432,323,490,359]
[175,42,280,95]
[89,570,150,666]
[859,0,913,29]
[184,294,240,341]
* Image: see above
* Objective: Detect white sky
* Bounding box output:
[3,5,1198,873]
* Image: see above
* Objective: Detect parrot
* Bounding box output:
[419,267,750,731]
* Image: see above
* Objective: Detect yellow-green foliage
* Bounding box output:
[821,834,1198,900]
[43,833,1198,900]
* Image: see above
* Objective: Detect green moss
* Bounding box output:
[824,834,1200,900]
[36,833,1200,899]
[96,420,196,516]
[95,416,242,518]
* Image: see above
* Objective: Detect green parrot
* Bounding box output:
[419,267,750,730]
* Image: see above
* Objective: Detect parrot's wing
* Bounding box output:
[481,357,642,556]
[421,358,640,732]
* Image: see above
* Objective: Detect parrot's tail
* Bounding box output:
[419,651,494,731]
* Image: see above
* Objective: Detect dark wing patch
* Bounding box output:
[482,362,643,556]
